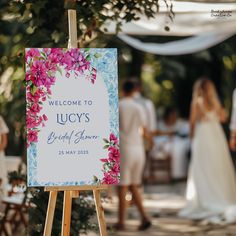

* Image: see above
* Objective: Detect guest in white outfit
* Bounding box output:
[132,79,157,179]
[179,78,236,224]
[132,80,157,134]
[116,80,151,231]
[154,107,190,179]
[230,89,236,151]
[0,116,9,197]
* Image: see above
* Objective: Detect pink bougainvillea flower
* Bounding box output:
[30,60,47,86]
[26,72,31,81]
[42,114,48,121]
[48,48,64,64]
[26,48,96,146]
[26,89,46,110]
[44,76,56,89]
[26,116,38,129]
[47,88,52,95]
[26,88,44,103]
[109,133,118,145]
[102,173,119,185]
[108,146,120,162]
[26,115,43,128]
[79,63,90,72]
[45,61,57,72]
[62,48,91,74]
[37,116,43,124]
[28,129,38,143]
[110,162,120,175]
[62,49,78,70]
[25,48,40,62]
[26,92,39,103]
[29,103,42,114]
[50,48,63,55]
[42,48,51,55]
[66,72,70,78]
[91,68,97,82]
[100,134,120,184]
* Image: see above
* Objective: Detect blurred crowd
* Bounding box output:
[117,77,236,230]
[117,79,191,230]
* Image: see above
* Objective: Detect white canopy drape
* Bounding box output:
[118,31,235,55]
[104,1,236,55]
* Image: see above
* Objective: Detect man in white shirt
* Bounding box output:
[133,81,157,133]
[117,80,151,231]
[132,80,157,180]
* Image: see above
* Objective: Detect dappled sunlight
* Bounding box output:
[143,195,186,211]
[102,184,236,235]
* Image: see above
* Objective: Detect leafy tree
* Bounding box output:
[155,36,236,118]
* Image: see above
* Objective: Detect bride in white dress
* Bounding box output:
[179,78,236,224]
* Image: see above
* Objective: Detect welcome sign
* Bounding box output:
[26,48,119,187]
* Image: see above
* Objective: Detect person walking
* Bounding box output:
[132,79,157,181]
[116,80,151,231]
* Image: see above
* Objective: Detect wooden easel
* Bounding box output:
[43,10,108,236]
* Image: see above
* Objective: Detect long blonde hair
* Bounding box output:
[192,77,221,113]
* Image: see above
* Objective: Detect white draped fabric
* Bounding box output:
[118,31,235,55]
[103,1,236,55]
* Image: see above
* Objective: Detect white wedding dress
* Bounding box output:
[179,110,236,224]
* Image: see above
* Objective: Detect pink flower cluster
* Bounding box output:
[100,133,120,185]
[26,48,97,146]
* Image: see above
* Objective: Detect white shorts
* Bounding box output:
[120,146,145,186]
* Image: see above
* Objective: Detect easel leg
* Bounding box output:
[43,191,58,236]
[61,191,73,236]
[93,189,107,236]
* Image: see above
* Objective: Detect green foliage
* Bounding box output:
[132,36,236,118]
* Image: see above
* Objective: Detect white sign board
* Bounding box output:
[26,48,119,186]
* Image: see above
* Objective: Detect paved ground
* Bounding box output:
[7,182,236,235]
[85,182,236,236]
